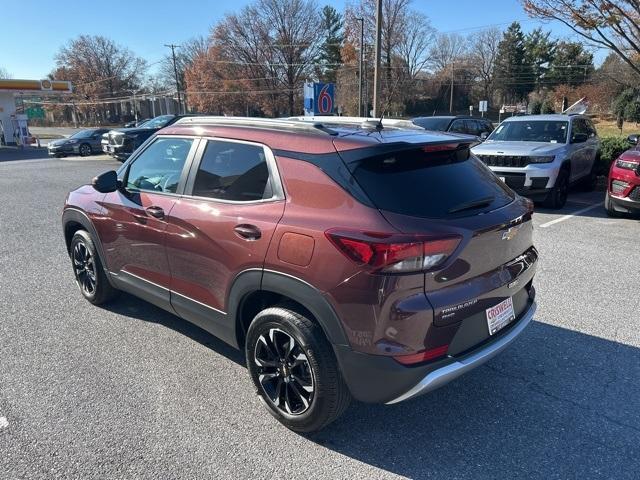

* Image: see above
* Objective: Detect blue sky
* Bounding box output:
[1,0,604,79]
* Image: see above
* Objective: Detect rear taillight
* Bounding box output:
[325,230,461,273]
[393,344,449,365]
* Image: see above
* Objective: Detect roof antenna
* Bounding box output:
[376,74,403,131]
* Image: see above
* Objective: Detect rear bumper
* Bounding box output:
[334,299,536,404]
[387,300,536,404]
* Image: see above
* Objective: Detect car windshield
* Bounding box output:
[140,115,174,129]
[413,117,453,131]
[70,130,95,139]
[489,120,568,143]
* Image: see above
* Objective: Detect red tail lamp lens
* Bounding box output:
[325,230,461,273]
[393,345,449,365]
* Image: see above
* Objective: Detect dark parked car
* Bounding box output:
[605,133,640,217]
[412,115,494,140]
[63,116,538,432]
[123,118,151,128]
[48,128,109,157]
[103,114,198,161]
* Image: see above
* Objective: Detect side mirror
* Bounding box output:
[92,170,120,193]
[627,134,639,146]
[479,132,489,141]
[571,133,588,143]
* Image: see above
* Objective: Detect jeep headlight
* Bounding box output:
[529,155,555,163]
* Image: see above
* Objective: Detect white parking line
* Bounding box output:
[0,416,8,430]
[539,203,602,228]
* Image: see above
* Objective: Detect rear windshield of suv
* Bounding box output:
[351,147,514,219]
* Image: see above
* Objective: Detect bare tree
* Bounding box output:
[52,35,146,122]
[429,33,468,72]
[469,28,501,100]
[397,12,435,79]
[0,67,11,79]
[158,36,209,90]
[209,0,323,116]
[522,0,640,77]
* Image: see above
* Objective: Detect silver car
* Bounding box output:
[472,114,600,208]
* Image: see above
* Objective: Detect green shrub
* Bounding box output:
[597,136,631,174]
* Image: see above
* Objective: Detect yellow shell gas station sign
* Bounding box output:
[0,79,72,93]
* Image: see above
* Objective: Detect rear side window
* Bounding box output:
[351,148,514,219]
[192,140,271,201]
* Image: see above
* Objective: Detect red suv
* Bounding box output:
[605,134,640,216]
[62,117,538,432]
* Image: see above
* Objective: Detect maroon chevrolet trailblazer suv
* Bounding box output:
[62,116,538,432]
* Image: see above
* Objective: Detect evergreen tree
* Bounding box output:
[317,6,344,83]
[524,28,556,93]
[494,22,528,103]
[547,41,594,87]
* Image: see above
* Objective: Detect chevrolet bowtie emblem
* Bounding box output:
[502,226,519,241]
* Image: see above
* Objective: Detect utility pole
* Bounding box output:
[449,61,454,114]
[165,43,182,115]
[357,17,364,117]
[372,0,382,118]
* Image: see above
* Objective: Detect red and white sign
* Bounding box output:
[486,297,515,335]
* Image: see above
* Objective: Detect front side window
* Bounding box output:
[192,140,271,202]
[126,137,193,193]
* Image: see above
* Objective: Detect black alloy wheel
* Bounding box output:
[72,240,97,296]
[254,328,315,415]
[246,307,351,432]
[69,230,118,305]
[79,143,92,156]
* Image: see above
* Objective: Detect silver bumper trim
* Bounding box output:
[386,301,537,405]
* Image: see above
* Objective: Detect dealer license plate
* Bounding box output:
[486,297,515,335]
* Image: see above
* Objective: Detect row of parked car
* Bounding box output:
[50,112,640,215]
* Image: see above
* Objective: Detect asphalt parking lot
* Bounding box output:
[1,153,639,479]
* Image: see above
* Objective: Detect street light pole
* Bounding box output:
[372,0,382,118]
[357,17,364,117]
[165,43,182,114]
[449,61,454,114]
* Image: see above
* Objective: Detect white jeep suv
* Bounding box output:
[472,114,601,209]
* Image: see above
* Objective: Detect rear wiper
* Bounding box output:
[448,196,495,214]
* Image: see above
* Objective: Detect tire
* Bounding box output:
[79,143,92,157]
[543,168,569,209]
[69,230,118,305]
[246,306,351,433]
[604,192,620,217]
[580,158,599,192]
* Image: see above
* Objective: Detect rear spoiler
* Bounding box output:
[335,140,475,166]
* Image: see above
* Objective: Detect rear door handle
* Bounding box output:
[145,206,165,219]
[234,224,261,240]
